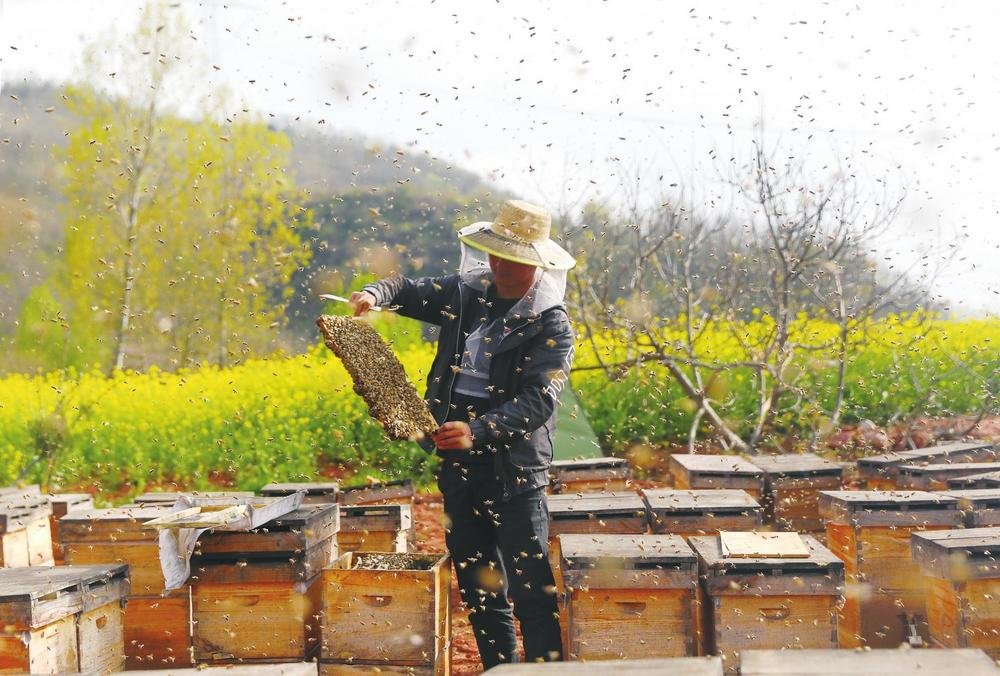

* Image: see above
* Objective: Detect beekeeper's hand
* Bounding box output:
[348,290,377,316]
[432,421,474,450]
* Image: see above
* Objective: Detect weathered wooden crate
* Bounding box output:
[750,454,844,531]
[486,656,725,674]
[669,455,765,499]
[0,494,54,567]
[548,492,649,537]
[0,504,33,568]
[559,533,700,659]
[819,490,963,648]
[897,462,1000,491]
[60,504,174,594]
[133,490,254,504]
[321,552,450,676]
[688,534,843,671]
[47,493,93,565]
[0,563,128,674]
[190,503,340,663]
[857,441,998,490]
[739,648,999,675]
[261,481,340,503]
[338,479,415,507]
[339,503,411,554]
[642,489,762,537]
[941,489,1000,528]
[548,457,632,494]
[123,588,193,669]
[912,527,1000,657]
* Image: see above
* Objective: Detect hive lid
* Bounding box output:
[551,457,628,471]
[0,564,129,630]
[858,442,996,473]
[947,471,1000,489]
[818,490,960,525]
[642,489,760,514]
[338,478,415,504]
[912,528,1000,580]
[340,503,412,532]
[133,490,254,504]
[689,534,842,572]
[196,503,340,556]
[59,504,176,542]
[719,531,810,558]
[670,454,763,476]
[547,491,646,518]
[898,462,1000,477]
[750,453,844,477]
[941,489,1000,508]
[559,533,695,568]
[260,481,339,497]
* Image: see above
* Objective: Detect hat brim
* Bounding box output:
[458,222,577,271]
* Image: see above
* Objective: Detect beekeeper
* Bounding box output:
[350,199,575,667]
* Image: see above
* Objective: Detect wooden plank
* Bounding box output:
[718,532,809,559]
[486,657,725,674]
[689,534,842,575]
[78,600,126,674]
[123,590,193,669]
[123,663,316,676]
[739,648,999,674]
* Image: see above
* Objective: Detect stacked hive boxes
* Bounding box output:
[642,489,762,538]
[751,454,844,533]
[189,502,339,664]
[819,490,963,647]
[856,442,997,490]
[912,527,1000,657]
[0,564,128,673]
[320,552,450,675]
[0,486,54,567]
[897,462,1000,491]
[559,533,700,660]
[668,455,765,500]
[47,493,93,564]
[941,489,1000,528]
[59,503,192,668]
[688,534,844,671]
[548,457,632,494]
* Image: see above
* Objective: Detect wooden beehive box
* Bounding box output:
[739,648,999,675]
[857,441,998,490]
[339,503,411,554]
[122,664,318,676]
[338,479,415,507]
[261,481,340,503]
[940,489,1000,527]
[0,563,129,674]
[669,455,765,499]
[897,462,1000,491]
[818,490,962,648]
[548,492,649,537]
[320,552,450,675]
[189,502,339,663]
[750,454,844,531]
[549,457,632,494]
[60,504,173,594]
[912,527,1000,657]
[47,493,94,565]
[642,489,762,537]
[949,470,1000,490]
[0,493,53,567]
[688,534,843,670]
[559,533,700,659]
[486,656,725,674]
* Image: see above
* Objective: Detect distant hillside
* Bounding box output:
[0,82,498,359]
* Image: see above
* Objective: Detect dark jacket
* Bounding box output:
[364,274,574,497]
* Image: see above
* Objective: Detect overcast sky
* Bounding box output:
[3,0,999,315]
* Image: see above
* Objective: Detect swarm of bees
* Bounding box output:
[316,315,438,441]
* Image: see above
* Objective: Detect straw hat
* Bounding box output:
[458,200,576,270]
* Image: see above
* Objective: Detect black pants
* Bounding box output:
[438,460,562,669]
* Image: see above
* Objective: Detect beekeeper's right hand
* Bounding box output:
[348,290,377,316]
